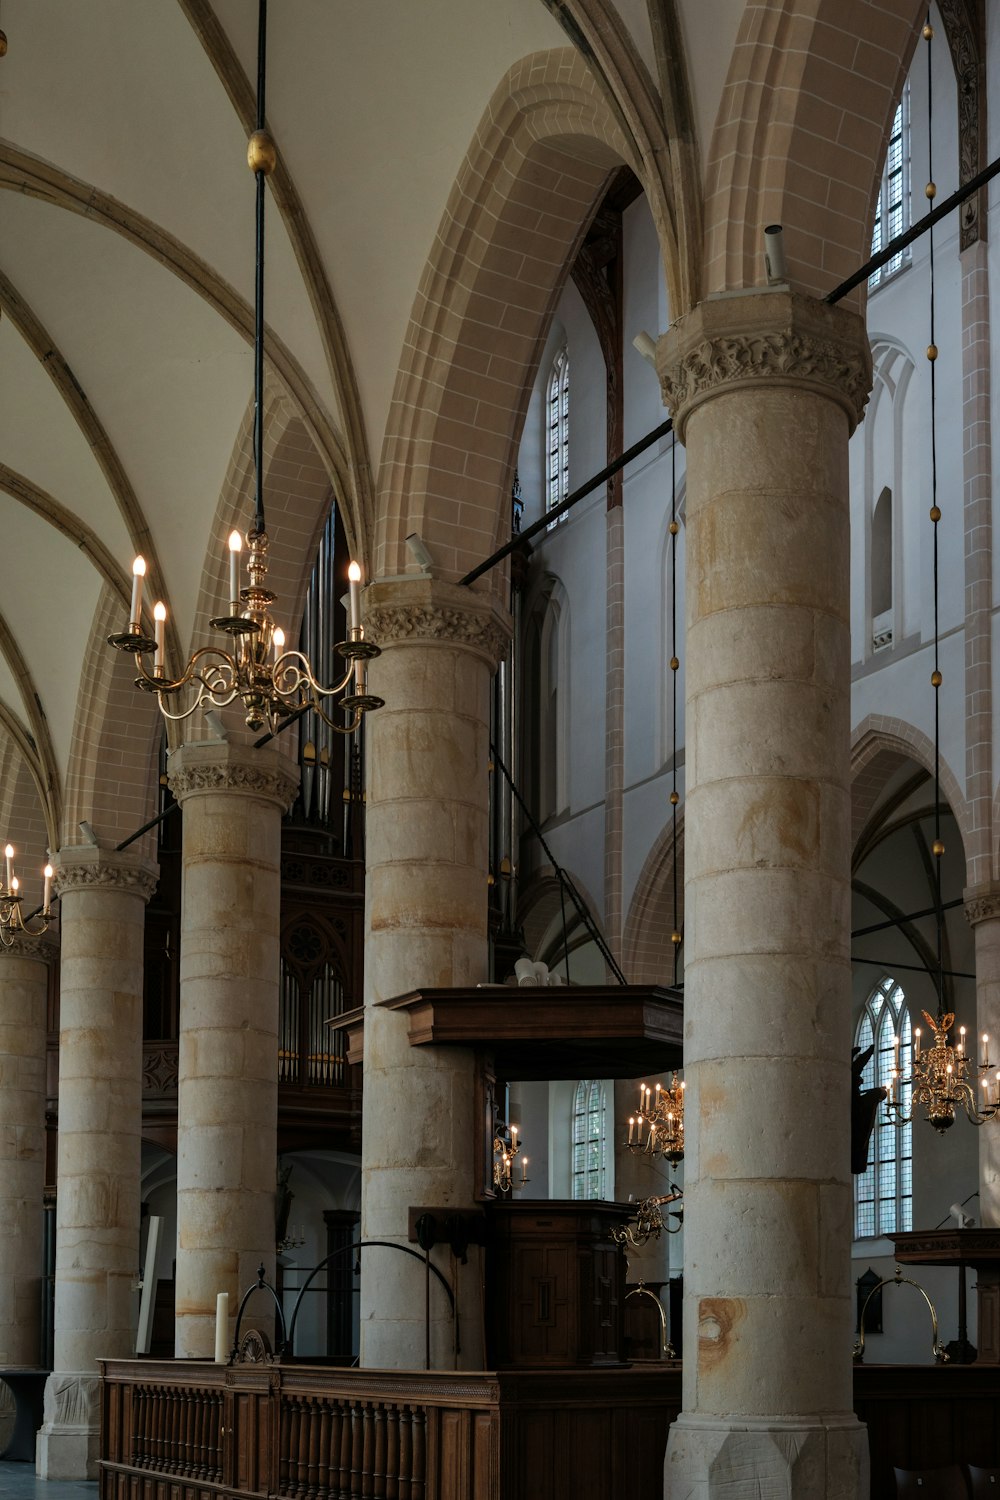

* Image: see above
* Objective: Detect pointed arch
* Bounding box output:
[375,49,638,589]
[851,715,971,880]
[623,810,684,987]
[702,0,925,302]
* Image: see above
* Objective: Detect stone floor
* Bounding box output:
[0,1470,98,1499]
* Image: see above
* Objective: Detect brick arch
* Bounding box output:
[62,583,163,856]
[375,49,640,592]
[622,814,684,987]
[518,864,604,969]
[703,0,925,303]
[851,714,971,879]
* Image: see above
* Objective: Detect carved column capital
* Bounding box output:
[965,882,1000,927]
[167,743,299,812]
[656,290,872,442]
[0,929,58,963]
[363,577,512,671]
[53,846,158,904]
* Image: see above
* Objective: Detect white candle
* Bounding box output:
[43,864,52,916]
[984,1034,991,1069]
[153,602,166,673]
[228,531,243,611]
[214,1291,230,1363]
[521,1156,528,1185]
[10,875,18,894]
[273,627,285,666]
[915,1027,921,1059]
[130,556,146,629]
[4,843,12,892]
[347,561,362,633]
[628,1116,634,1145]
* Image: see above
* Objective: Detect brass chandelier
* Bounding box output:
[109,0,382,737]
[626,1074,685,1163]
[0,844,53,946]
[885,1010,1000,1134]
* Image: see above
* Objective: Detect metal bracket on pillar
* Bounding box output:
[407,1208,488,1264]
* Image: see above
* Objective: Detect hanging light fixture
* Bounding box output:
[885,18,996,1135]
[626,1074,685,1163]
[108,0,382,736]
[0,843,53,946]
[611,1189,683,1249]
[492,1120,529,1194]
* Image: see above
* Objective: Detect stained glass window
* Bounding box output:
[854,977,912,1237]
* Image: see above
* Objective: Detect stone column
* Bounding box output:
[964,886,1000,1224]
[168,743,297,1359]
[37,847,156,1481]
[360,578,509,1369]
[0,932,55,1367]
[656,291,871,1497]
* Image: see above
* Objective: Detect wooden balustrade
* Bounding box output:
[101,1357,1000,1500]
[100,1359,678,1500]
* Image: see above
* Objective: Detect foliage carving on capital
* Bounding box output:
[54,857,158,903]
[364,602,511,667]
[659,328,871,433]
[965,887,1000,927]
[168,760,299,811]
[0,930,58,962]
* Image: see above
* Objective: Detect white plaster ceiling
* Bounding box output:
[0,0,721,856]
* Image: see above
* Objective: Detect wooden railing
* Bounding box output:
[102,1357,1000,1499]
[129,1382,223,1480]
[100,1360,679,1500]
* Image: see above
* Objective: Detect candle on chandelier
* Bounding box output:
[228,530,243,611]
[959,1025,966,1055]
[984,1034,991,1069]
[628,1116,634,1145]
[10,875,18,894]
[273,627,285,666]
[521,1156,528,1185]
[153,602,166,673]
[348,561,362,634]
[4,843,12,892]
[915,1027,922,1060]
[43,864,52,916]
[130,556,146,630]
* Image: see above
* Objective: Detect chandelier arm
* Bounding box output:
[274,649,355,700]
[306,699,364,738]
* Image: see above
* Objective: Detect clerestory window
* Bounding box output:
[546,346,569,528]
[869,88,910,291]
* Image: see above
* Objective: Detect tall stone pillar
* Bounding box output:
[37,847,156,1481]
[964,886,1000,1225]
[168,743,297,1359]
[360,577,509,1369]
[657,291,871,1497]
[0,932,55,1367]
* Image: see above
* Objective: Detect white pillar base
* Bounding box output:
[35,1371,100,1480]
[664,1413,869,1499]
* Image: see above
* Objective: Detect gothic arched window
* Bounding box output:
[854,976,913,1238]
[571,1079,606,1200]
[546,346,569,528]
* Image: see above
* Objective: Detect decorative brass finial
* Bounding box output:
[247,129,277,175]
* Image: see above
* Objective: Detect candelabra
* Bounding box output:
[109,539,382,735]
[885,1010,1000,1134]
[108,0,383,741]
[0,844,53,947]
[625,1072,685,1163]
[493,1121,529,1194]
[611,1189,683,1250]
